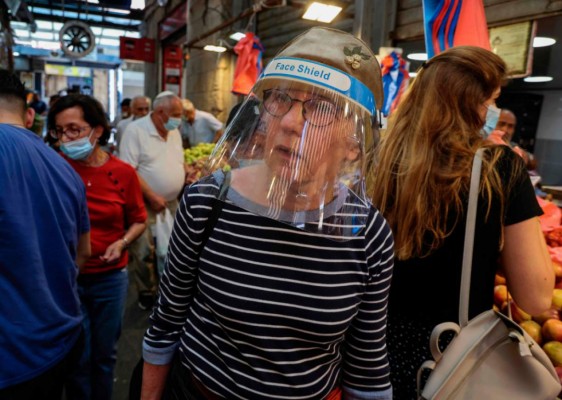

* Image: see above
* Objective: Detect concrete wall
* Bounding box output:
[184,0,237,123]
[143,0,238,123]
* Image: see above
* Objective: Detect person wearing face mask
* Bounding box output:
[179,98,223,149]
[47,94,147,400]
[119,91,185,310]
[485,107,535,168]
[370,46,553,399]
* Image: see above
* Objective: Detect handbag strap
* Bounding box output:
[200,171,230,251]
[459,148,484,327]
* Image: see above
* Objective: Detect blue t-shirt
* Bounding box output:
[0,124,90,388]
[180,109,223,145]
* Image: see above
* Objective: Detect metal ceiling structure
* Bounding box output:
[21,0,144,31]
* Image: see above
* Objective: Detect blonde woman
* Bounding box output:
[370,46,553,399]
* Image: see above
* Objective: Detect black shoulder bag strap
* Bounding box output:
[129,172,229,400]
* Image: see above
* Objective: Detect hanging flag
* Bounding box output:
[232,32,265,95]
[422,0,490,59]
[381,51,410,117]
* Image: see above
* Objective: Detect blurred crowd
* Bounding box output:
[0,26,557,400]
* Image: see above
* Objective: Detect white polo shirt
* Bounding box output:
[119,114,185,201]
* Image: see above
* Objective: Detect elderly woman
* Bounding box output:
[47,94,147,400]
[141,27,394,400]
[370,46,554,399]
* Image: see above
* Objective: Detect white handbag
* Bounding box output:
[418,149,561,400]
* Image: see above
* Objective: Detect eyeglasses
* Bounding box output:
[262,89,341,127]
[49,125,91,139]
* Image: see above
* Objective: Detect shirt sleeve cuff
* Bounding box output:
[142,341,179,365]
[342,385,393,400]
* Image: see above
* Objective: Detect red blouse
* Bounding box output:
[65,153,147,273]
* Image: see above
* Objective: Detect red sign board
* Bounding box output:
[119,37,156,63]
[162,45,182,96]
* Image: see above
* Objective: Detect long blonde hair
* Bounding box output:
[370,46,515,260]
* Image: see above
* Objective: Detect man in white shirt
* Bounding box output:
[114,95,151,150]
[119,92,185,309]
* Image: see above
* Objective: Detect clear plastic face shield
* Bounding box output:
[202,57,377,239]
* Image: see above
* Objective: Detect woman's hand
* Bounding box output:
[100,239,126,264]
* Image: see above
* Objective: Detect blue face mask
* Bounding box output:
[164,116,181,131]
[482,104,500,137]
[237,159,263,168]
[60,130,95,160]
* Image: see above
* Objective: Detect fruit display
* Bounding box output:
[546,227,562,248]
[492,197,562,388]
[183,143,230,185]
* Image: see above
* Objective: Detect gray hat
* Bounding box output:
[260,27,383,114]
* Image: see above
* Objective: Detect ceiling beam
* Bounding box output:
[30,11,141,31]
[27,1,144,21]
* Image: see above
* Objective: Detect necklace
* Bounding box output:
[83,149,109,168]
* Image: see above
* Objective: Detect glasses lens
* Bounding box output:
[263,90,291,117]
[52,126,83,139]
[304,99,337,127]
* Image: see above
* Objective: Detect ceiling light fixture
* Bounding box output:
[106,8,130,15]
[407,53,428,61]
[302,2,342,23]
[523,76,553,83]
[229,32,246,41]
[533,37,556,47]
[203,45,227,53]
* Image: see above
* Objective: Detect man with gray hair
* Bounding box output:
[114,95,152,149]
[119,91,185,309]
[179,98,223,148]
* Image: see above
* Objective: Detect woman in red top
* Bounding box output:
[47,94,147,400]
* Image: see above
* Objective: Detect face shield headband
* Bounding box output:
[260,57,376,116]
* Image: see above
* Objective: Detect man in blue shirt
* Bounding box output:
[0,70,91,399]
[179,98,223,148]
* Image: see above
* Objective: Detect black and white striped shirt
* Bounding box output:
[144,174,394,399]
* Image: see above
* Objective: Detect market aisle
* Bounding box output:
[112,280,151,400]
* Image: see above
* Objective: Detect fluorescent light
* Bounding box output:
[36,20,53,30]
[131,0,145,9]
[523,76,553,83]
[102,29,125,38]
[13,51,20,56]
[33,40,61,50]
[302,2,342,23]
[203,45,227,53]
[106,8,130,14]
[533,37,556,47]
[229,32,246,41]
[33,31,55,40]
[407,52,428,61]
[14,29,30,38]
[99,38,120,47]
